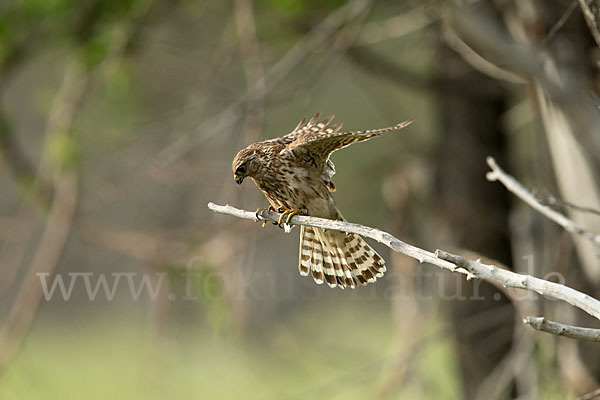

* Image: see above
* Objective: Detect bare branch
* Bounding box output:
[524,317,600,342]
[346,47,432,92]
[157,0,375,166]
[207,202,600,325]
[0,172,78,376]
[0,46,91,377]
[578,0,600,47]
[543,0,579,44]
[442,26,525,84]
[234,0,266,144]
[537,191,600,217]
[357,6,433,45]
[0,114,54,207]
[434,250,600,321]
[486,157,600,246]
[579,388,600,400]
[447,2,600,156]
[207,202,464,275]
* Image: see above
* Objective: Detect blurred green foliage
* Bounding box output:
[0,303,463,400]
[47,131,80,170]
[257,0,347,15]
[167,264,234,334]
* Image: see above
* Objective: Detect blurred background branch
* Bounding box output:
[486,157,600,246]
[0,57,87,377]
[579,0,600,46]
[156,0,376,166]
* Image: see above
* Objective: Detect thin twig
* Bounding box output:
[234,0,267,144]
[524,317,600,342]
[447,2,600,157]
[442,25,525,84]
[543,0,578,44]
[486,157,600,246]
[434,250,600,321]
[474,322,536,400]
[356,5,433,45]
[156,0,375,166]
[346,46,432,91]
[580,388,600,400]
[208,202,464,274]
[207,203,600,328]
[537,191,600,217]
[578,0,600,48]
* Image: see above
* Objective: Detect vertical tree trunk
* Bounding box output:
[434,41,513,399]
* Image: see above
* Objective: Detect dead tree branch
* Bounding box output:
[579,0,600,47]
[208,202,466,274]
[524,317,600,342]
[0,58,87,378]
[0,172,77,376]
[579,387,600,400]
[157,0,375,166]
[486,157,600,246]
[537,191,600,217]
[207,202,600,340]
[446,2,600,156]
[434,250,600,322]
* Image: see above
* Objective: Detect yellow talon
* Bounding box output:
[276,207,301,225]
[277,210,288,225]
[285,209,300,224]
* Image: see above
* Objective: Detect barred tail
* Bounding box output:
[299,226,386,289]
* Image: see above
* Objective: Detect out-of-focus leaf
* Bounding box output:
[15,0,75,17]
[77,30,112,67]
[48,132,80,170]
[257,0,347,16]
[166,263,233,333]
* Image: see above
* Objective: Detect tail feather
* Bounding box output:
[298,226,385,289]
[319,231,337,284]
[335,235,357,288]
[298,225,312,276]
[315,227,348,289]
[310,235,325,284]
[344,233,376,284]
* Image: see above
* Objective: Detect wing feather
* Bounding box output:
[261,113,413,176]
[287,117,414,170]
[262,112,340,147]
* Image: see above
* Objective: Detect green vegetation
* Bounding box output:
[1,301,461,400]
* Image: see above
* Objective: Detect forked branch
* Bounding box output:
[207,202,600,341]
[486,157,600,246]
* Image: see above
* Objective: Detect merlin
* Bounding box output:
[232,113,413,289]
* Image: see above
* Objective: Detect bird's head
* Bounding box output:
[232,145,263,185]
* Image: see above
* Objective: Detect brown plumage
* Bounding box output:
[232,113,414,288]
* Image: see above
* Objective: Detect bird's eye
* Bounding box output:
[236,165,246,175]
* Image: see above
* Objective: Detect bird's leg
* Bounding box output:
[255,205,276,227]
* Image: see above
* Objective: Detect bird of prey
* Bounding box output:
[232,113,414,288]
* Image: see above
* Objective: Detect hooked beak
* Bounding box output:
[235,175,244,185]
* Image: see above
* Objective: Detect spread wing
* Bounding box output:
[262,112,343,147]
[287,115,414,171]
